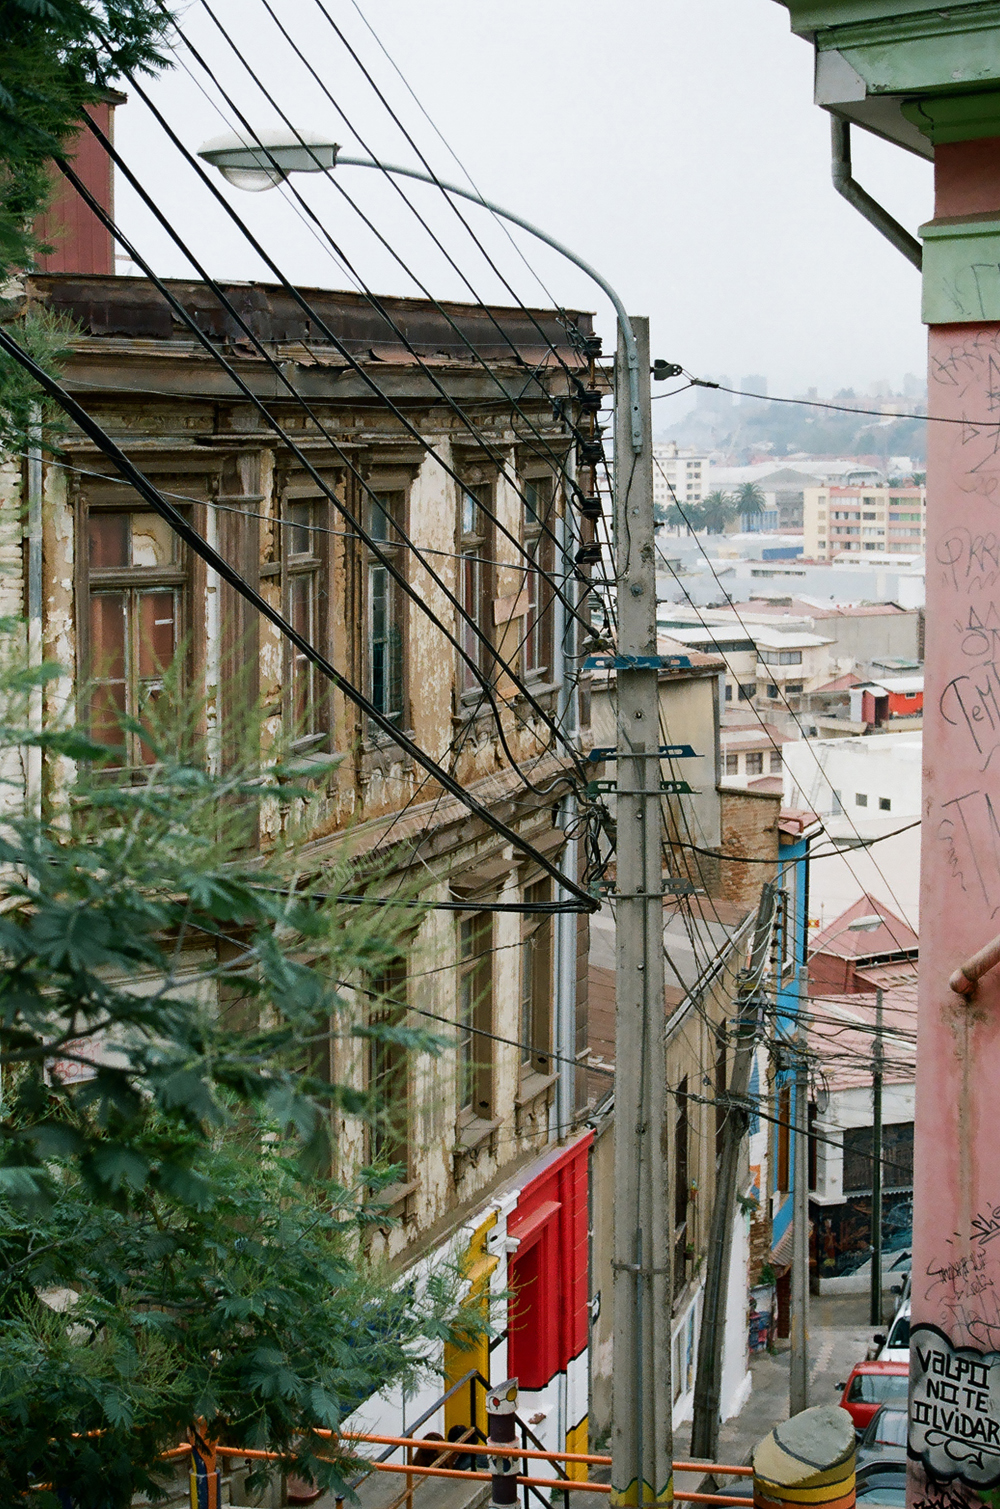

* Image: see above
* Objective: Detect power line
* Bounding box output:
[62,142,587,796]
[664,820,921,866]
[111,80,594,639]
[653,464,915,949]
[342,0,566,315]
[656,373,950,430]
[305,0,590,377]
[186,0,592,511]
[0,324,597,910]
[148,25,594,587]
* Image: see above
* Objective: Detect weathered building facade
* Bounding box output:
[2,269,603,1467]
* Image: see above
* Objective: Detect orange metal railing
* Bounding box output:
[213,1433,755,1506]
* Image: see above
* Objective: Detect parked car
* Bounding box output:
[837,1360,909,1430]
[855,1461,907,1506]
[874,1298,911,1363]
[856,1404,908,1468]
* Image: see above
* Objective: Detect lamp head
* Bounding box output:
[198,129,340,191]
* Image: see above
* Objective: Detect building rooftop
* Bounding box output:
[751,626,834,650]
[810,893,918,962]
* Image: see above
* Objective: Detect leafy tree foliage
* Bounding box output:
[0,1125,469,1508]
[0,0,173,279]
[0,654,462,1505]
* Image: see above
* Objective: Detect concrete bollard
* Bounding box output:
[486,1376,519,1509]
[753,1405,856,1509]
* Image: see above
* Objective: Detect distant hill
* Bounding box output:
[657,394,927,465]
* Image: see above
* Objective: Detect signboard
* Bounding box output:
[910,1323,1000,1488]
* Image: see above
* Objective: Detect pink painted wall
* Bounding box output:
[910,137,1000,1507]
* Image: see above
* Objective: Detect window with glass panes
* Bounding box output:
[366,492,405,729]
[282,499,321,742]
[520,880,553,1075]
[522,477,555,679]
[458,484,493,698]
[86,508,185,767]
[457,911,493,1119]
[368,962,409,1170]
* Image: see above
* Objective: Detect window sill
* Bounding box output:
[515,1071,558,1136]
[515,679,559,701]
[368,1178,418,1226]
[279,747,342,782]
[453,1117,501,1169]
[515,1070,559,1109]
[362,725,414,754]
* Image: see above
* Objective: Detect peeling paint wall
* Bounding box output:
[0,319,593,1291]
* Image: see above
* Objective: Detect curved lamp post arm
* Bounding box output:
[335,154,642,453]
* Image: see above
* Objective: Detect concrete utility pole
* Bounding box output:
[691,882,776,1461]
[789,1017,810,1416]
[611,315,673,1508]
[869,989,883,1329]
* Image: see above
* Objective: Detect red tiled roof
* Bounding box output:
[748,775,784,795]
[810,893,918,960]
[813,671,863,693]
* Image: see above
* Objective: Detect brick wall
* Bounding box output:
[718,788,780,911]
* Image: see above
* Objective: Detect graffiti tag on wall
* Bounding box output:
[910,1324,1000,1487]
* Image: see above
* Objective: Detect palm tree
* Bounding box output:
[734,481,766,519]
[700,490,737,534]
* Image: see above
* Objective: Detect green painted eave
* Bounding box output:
[775,0,996,38]
[774,0,1000,149]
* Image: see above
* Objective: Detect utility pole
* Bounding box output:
[691,882,777,1461]
[611,316,672,1508]
[789,1010,810,1416]
[869,989,884,1328]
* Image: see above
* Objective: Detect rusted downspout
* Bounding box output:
[830,118,922,271]
[949,933,1000,998]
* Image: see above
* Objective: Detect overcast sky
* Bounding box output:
[114,0,933,403]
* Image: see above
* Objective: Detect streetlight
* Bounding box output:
[196,131,642,451]
[198,127,671,1507]
[198,129,340,191]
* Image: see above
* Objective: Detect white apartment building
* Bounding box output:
[783,731,922,928]
[653,441,708,514]
[803,485,926,561]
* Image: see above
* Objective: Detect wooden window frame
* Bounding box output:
[522,475,555,682]
[367,961,410,1175]
[278,491,331,752]
[520,878,553,1080]
[79,497,190,774]
[457,483,494,703]
[457,909,494,1124]
[364,490,407,738]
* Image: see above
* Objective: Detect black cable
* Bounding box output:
[655,467,914,946]
[663,373,951,431]
[344,0,568,317]
[342,976,614,1077]
[0,324,597,910]
[300,0,590,377]
[114,78,602,675]
[129,47,592,621]
[200,0,591,499]
[664,821,920,865]
[62,144,586,797]
[266,892,582,915]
